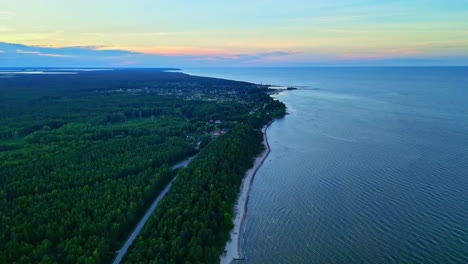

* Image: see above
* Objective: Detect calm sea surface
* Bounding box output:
[185,67,468,264]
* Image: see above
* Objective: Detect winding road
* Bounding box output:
[113,155,197,264]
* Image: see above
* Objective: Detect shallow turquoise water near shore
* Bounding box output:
[185,67,468,264]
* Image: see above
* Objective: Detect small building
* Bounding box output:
[214,120,222,124]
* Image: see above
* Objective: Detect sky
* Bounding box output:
[1,0,467,67]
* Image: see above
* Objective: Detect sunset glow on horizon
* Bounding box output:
[1,0,467,67]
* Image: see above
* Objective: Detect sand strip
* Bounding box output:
[220,121,274,264]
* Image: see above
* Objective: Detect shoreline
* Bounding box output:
[220,120,275,264]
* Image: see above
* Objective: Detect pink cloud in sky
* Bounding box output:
[31,44,110,50]
[16,49,41,54]
[15,49,71,57]
[110,61,137,66]
[101,46,235,57]
[191,50,302,63]
[340,48,425,61]
[38,53,70,57]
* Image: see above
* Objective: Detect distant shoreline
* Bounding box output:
[220,119,276,264]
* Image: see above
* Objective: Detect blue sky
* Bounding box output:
[1,0,467,67]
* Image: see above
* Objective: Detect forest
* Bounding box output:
[123,124,263,264]
[0,69,286,263]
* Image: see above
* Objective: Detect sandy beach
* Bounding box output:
[220,121,274,264]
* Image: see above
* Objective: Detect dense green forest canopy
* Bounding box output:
[0,69,286,263]
[124,124,264,264]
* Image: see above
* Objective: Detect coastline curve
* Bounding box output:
[220,119,276,264]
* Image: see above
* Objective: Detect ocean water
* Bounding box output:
[184,67,468,264]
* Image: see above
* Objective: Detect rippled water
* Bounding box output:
[185,67,468,264]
